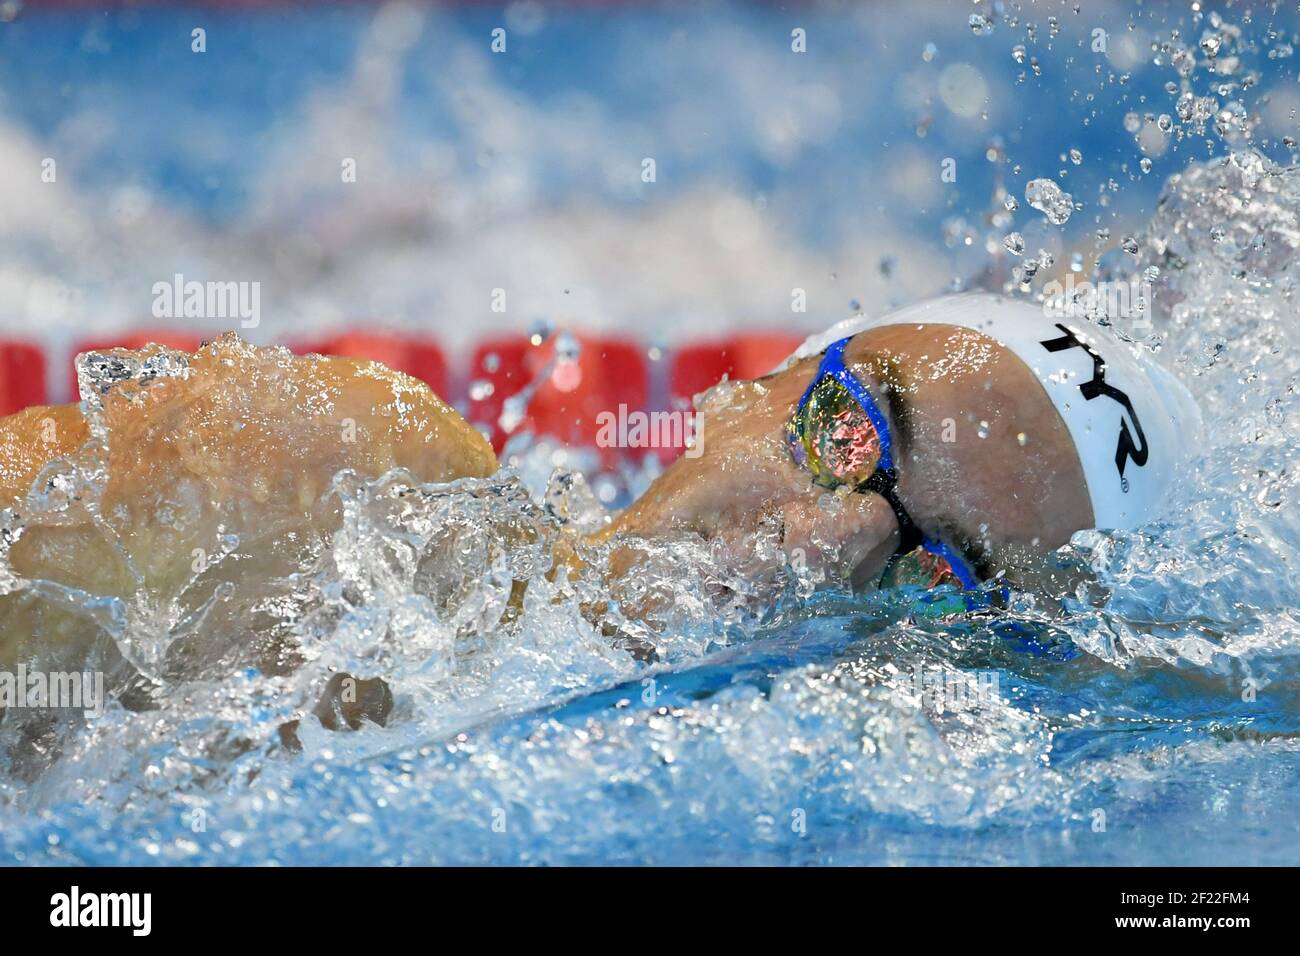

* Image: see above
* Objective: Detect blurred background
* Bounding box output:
[0,0,1297,459]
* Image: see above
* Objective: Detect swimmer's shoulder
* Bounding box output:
[0,336,500,511]
[285,347,499,481]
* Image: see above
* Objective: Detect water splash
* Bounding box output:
[3,152,1300,862]
[3,7,1300,866]
[1025,177,1074,225]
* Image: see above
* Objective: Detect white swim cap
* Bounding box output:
[785,293,1202,531]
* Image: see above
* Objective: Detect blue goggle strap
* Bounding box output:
[796,337,896,473]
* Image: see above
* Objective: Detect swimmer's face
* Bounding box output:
[604,322,1094,591]
[598,351,903,588]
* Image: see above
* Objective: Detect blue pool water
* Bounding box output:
[1,3,1299,865]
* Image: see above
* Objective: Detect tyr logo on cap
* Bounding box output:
[1040,323,1149,488]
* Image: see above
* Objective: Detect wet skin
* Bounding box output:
[599,323,1094,590]
[0,334,498,682]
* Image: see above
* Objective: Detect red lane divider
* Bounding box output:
[68,331,204,401]
[467,333,647,457]
[3,330,807,468]
[466,337,528,450]
[297,332,448,398]
[669,333,805,407]
[0,341,47,417]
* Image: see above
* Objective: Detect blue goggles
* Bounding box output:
[785,337,981,592]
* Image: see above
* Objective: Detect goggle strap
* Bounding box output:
[823,338,895,472]
[919,536,981,591]
[866,470,981,593]
[860,469,924,555]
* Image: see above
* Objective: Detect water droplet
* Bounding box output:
[977,420,990,439]
[1016,432,1028,447]
[1003,232,1026,256]
[554,330,581,363]
[499,394,527,433]
[528,318,554,346]
[1025,178,1074,225]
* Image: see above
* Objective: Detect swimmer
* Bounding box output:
[600,293,1201,598]
[0,295,1199,742]
[0,295,1200,628]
